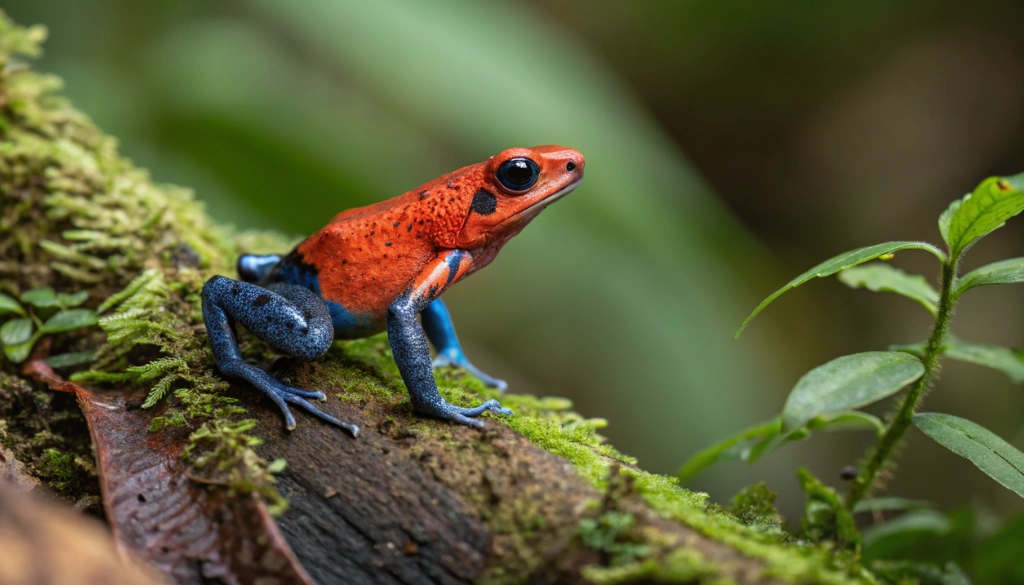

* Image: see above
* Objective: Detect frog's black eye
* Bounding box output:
[496,158,540,193]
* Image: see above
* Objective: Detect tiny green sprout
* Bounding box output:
[0,287,97,364]
[682,171,1024,531]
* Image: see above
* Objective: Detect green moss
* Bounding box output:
[185,418,289,515]
[728,482,784,534]
[0,371,97,502]
[0,11,284,508]
[630,473,877,585]
[578,511,652,566]
[39,447,90,494]
[581,549,723,585]
[798,467,861,550]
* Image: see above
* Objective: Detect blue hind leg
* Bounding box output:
[201,275,359,436]
[421,298,508,391]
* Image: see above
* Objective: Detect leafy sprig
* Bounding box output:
[0,287,97,364]
[682,172,1024,520]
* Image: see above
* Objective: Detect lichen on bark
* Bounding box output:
[0,12,879,584]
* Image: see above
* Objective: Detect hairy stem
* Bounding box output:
[844,258,959,510]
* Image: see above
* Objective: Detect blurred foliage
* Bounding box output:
[7,0,1024,542]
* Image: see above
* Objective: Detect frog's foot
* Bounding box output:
[432,349,509,392]
[415,397,513,429]
[219,359,360,437]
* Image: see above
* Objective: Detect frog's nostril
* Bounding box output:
[566,161,577,172]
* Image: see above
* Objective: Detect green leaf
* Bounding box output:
[56,290,89,309]
[913,412,1024,498]
[735,242,945,338]
[43,350,97,369]
[863,509,952,548]
[956,257,1024,295]
[678,418,780,482]
[19,287,58,308]
[974,513,1024,584]
[0,318,33,346]
[870,561,970,585]
[943,340,1024,384]
[837,264,939,314]
[40,309,99,334]
[945,173,1024,257]
[267,458,288,473]
[747,410,884,464]
[0,293,25,317]
[782,351,924,432]
[853,497,932,514]
[805,410,885,435]
[938,198,961,247]
[3,339,36,364]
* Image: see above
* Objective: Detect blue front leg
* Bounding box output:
[387,250,511,428]
[421,298,508,391]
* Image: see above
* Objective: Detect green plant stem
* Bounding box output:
[844,259,959,510]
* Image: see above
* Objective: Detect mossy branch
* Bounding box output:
[0,12,877,585]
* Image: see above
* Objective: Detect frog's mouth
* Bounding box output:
[511,177,582,221]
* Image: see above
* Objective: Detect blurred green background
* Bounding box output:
[7,0,1024,525]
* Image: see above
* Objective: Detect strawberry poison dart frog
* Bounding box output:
[202,146,584,435]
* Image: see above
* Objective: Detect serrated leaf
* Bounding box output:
[56,290,90,309]
[0,293,25,317]
[782,351,924,433]
[678,418,780,482]
[837,264,939,314]
[945,173,1024,257]
[0,318,33,346]
[19,287,58,308]
[736,242,945,338]
[41,309,99,333]
[43,350,97,369]
[943,340,1024,383]
[956,257,1024,295]
[914,412,1024,498]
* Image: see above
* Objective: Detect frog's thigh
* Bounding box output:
[203,276,333,361]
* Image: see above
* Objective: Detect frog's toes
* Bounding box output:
[452,399,513,419]
[416,398,513,428]
[280,393,360,438]
[237,366,357,436]
[276,385,327,400]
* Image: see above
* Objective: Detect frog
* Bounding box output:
[202,145,584,436]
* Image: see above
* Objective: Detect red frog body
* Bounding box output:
[202,146,584,433]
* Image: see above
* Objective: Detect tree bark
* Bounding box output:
[0,13,870,585]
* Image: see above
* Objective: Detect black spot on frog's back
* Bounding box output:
[253,294,272,307]
[471,189,497,215]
